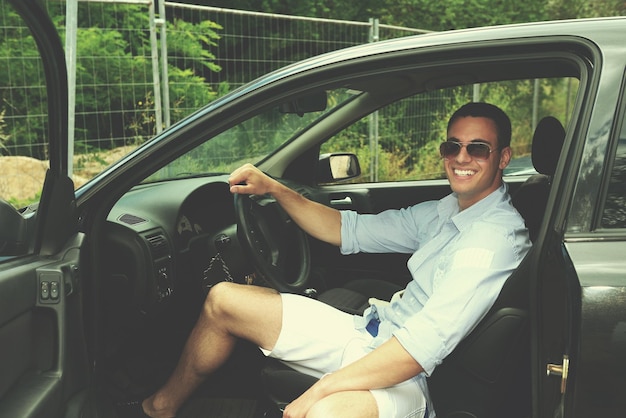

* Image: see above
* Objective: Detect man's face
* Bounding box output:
[443,116,511,210]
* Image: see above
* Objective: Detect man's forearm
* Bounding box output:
[314,336,423,396]
[229,163,342,246]
[284,337,423,417]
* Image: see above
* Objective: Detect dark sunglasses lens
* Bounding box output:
[440,142,461,158]
[440,142,492,159]
[466,143,491,159]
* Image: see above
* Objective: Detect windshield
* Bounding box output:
[144,88,360,182]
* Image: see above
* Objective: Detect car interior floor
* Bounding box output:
[98,299,268,417]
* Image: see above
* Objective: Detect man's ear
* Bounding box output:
[499,146,512,170]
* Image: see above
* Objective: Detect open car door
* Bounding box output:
[0,1,89,417]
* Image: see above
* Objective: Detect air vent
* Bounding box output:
[145,232,170,259]
[118,213,147,225]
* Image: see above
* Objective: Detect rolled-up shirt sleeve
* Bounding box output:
[392,222,525,376]
[340,201,439,255]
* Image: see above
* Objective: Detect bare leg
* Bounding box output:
[141,282,283,418]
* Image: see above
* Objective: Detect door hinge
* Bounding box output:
[546,355,569,394]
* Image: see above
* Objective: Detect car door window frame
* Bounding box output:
[598,69,626,231]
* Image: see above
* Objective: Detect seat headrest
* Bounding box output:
[531,116,565,176]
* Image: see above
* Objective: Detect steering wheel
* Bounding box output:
[234,192,311,293]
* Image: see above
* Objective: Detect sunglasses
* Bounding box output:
[439,141,496,161]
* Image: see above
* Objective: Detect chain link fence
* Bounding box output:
[1,1,571,206]
[1,0,428,202]
[4,0,428,154]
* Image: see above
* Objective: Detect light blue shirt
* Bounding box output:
[340,183,531,377]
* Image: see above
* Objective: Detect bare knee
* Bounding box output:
[201,282,282,348]
[202,281,239,322]
[202,282,280,325]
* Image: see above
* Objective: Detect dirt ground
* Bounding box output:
[0,146,136,205]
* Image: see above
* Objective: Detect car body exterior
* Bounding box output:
[2,0,626,417]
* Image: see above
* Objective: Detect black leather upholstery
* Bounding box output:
[512,116,565,241]
[261,117,565,417]
[318,278,402,315]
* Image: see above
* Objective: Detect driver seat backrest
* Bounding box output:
[512,116,565,241]
[425,258,532,418]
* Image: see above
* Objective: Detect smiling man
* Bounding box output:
[119,102,531,418]
[442,103,512,210]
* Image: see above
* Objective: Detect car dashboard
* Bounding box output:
[102,175,251,324]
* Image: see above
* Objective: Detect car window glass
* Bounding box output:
[0,2,46,257]
[321,78,578,183]
[145,88,359,182]
[600,105,626,228]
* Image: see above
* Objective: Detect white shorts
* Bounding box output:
[261,293,429,418]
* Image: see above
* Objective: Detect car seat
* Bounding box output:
[512,116,565,241]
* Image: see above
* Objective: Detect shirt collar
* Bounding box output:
[438,183,509,231]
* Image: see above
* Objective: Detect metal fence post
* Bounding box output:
[473,83,481,102]
[157,0,171,129]
[532,78,539,131]
[65,0,78,176]
[149,1,163,133]
[368,18,379,182]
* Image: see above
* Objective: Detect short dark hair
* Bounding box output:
[447,102,512,149]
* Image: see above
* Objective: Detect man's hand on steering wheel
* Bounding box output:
[230,164,312,294]
[229,163,276,196]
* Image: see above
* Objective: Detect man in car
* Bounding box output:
[121,102,531,418]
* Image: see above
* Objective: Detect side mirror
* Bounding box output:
[317,153,361,183]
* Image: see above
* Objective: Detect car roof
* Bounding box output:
[204,17,623,110]
[293,16,626,66]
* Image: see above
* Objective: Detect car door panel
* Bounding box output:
[321,181,452,212]
[0,1,89,415]
[308,181,452,290]
[0,233,85,418]
[364,182,452,213]
[527,234,576,418]
[0,261,61,418]
[563,240,626,417]
[325,188,375,213]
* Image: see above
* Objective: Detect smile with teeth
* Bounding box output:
[454,168,476,177]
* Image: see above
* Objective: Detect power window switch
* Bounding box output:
[40,281,50,300]
[50,281,59,300]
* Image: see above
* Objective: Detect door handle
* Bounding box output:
[546,355,569,394]
[330,196,352,206]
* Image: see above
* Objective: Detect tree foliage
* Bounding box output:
[0,5,49,157]
[180,0,626,30]
[0,1,222,158]
[3,0,624,163]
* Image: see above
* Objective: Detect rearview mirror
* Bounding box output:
[279,91,327,116]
